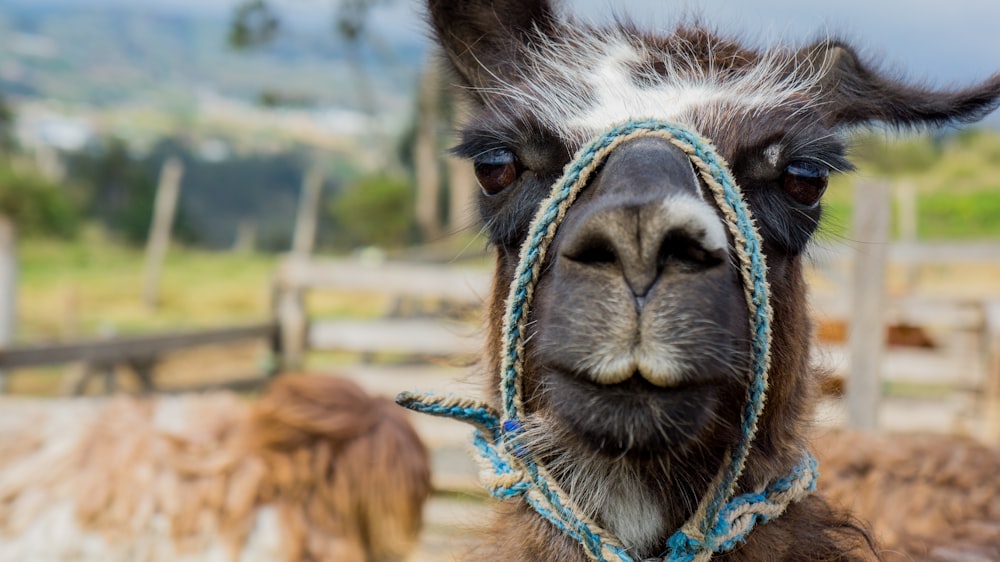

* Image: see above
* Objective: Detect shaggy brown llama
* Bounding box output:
[418,0,1000,560]
[815,431,1000,562]
[0,374,431,562]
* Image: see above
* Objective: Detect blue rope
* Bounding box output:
[398,119,815,562]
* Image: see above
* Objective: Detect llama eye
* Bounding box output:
[782,161,829,207]
[474,150,523,195]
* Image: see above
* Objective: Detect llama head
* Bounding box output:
[429,0,1000,553]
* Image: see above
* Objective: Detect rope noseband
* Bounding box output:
[398,120,817,562]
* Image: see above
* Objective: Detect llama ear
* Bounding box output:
[803,40,1000,129]
[427,0,558,94]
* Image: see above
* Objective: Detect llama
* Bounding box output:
[814,431,1000,562]
[0,374,431,562]
[398,1,1000,560]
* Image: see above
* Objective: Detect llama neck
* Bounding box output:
[520,412,722,558]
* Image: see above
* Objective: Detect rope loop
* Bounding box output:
[397,119,816,562]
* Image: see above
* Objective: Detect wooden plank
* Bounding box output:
[846,181,890,430]
[160,376,270,394]
[142,157,184,309]
[890,242,1000,264]
[330,364,483,402]
[816,345,982,387]
[414,59,442,239]
[291,165,324,257]
[985,300,1000,444]
[0,323,275,369]
[809,241,1000,266]
[276,287,307,371]
[815,395,968,434]
[895,182,919,290]
[446,93,479,232]
[278,258,491,304]
[810,294,984,331]
[308,318,479,356]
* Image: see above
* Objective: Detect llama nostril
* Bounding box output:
[656,230,724,274]
[565,237,619,268]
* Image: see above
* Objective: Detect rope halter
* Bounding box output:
[398,119,818,562]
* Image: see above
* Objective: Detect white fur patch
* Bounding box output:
[526,424,667,553]
[660,195,727,254]
[492,29,828,146]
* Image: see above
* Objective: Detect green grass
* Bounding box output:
[18,231,277,340]
[818,129,1000,241]
[17,230,398,342]
[918,189,1000,239]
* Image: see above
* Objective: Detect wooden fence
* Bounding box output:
[271,246,1000,445]
[808,182,1000,442]
[271,256,492,493]
[273,256,490,371]
[0,323,276,395]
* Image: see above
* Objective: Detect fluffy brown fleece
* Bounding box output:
[815,431,1000,562]
[0,374,431,562]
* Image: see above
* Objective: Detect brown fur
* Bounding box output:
[0,374,431,562]
[815,431,1000,562]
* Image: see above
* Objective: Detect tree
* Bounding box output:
[329,173,417,249]
[0,165,80,238]
[66,138,199,245]
[0,93,16,155]
[228,0,388,111]
[228,0,395,168]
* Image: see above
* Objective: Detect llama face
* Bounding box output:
[448,16,846,458]
[432,3,1000,544]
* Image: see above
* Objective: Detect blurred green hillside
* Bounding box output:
[0,4,420,113]
[823,129,1000,241]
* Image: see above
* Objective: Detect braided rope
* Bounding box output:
[397,120,816,561]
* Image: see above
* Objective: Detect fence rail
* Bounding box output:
[0,323,275,369]
[0,323,276,394]
[274,248,1000,443]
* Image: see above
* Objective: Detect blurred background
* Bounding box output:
[0,0,998,559]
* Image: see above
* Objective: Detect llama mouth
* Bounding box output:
[540,367,729,457]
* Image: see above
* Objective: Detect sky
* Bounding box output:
[8,0,1000,122]
[382,0,999,122]
[13,0,1000,85]
[591,0,1000,89]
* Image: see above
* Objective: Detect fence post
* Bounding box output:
[142,157,184,309]
[233,220,257,254]
[984,300,1000,444]
[846,181,891,430]
[291,165,324,257]
[448,157,478,233]
[274,259,307,372]
[0,216,16,393]
[895,181,919,291]
[414,59,442,240]
[446,94,478,233]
